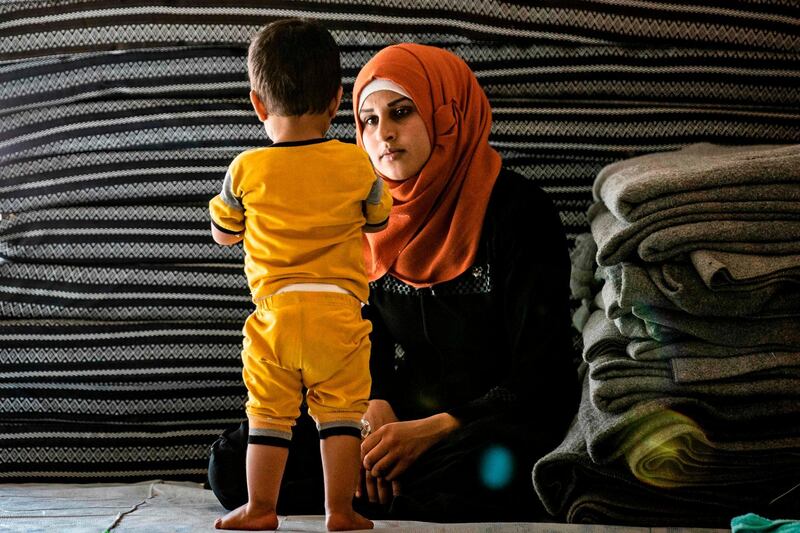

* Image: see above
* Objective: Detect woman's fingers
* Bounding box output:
[383,456,409,481]
[364,470,379,503]
[369,451,396,478]
[362,468,394,504]
[360,431,380,460]
[376,476,393,504]
[355,466,365,498]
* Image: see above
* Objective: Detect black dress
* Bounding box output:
[207,168,580,521]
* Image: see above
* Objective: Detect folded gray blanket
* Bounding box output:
[616,311,686,341]
[582,309,800,383]
[569,232,599,300]
[533,374,800,525]
[595,284,682,341]
[691,249,800,290]
[593,143,800,222]
[589,353,671,381]
[672,351,800,383]
[629,337,800,361]
[600,261,800,317]
[590,363,800,413]
[569,233,602,332]
[532,416,739,527]
[581,371,800,470]
[639,219,800,263]
[635,306,800,347]
[582,309,629,362]
[590,200,800,265]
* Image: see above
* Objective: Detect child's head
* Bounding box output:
[248,18,341,117]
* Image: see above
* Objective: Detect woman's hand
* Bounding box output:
[356,399,399,503]
[361,413,460,482]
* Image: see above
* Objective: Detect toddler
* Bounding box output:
[209,18,390,531]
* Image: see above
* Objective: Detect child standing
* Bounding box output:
[209,18,390,531]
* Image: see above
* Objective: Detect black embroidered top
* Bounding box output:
[363,168,580,432]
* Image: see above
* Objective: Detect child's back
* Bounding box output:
[210,18,387,532]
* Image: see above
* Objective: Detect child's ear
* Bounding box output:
[328,85,343,118]
[249,90,269,122]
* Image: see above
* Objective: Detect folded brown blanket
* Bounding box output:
[691,249,800,290]
[593,143,800,222]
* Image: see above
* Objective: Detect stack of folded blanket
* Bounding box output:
[535,143,800,526]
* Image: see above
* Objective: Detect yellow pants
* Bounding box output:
[241,291,371,444]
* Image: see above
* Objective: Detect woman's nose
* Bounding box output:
[377,120,395,141]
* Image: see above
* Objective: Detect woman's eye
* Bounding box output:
[393,107,411,118]
[362,116,377,126]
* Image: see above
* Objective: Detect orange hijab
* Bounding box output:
[354,44,502,287]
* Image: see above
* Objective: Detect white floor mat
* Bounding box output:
[0,480,728,532]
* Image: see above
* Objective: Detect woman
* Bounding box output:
[350,43,579,521]
[207,43,579,522]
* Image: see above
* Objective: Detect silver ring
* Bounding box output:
[360,418,371,439]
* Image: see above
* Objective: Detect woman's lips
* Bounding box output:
[381,149,403,161]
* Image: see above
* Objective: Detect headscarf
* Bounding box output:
[353,43,502,287]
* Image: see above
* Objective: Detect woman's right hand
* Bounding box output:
[356,399,399,504]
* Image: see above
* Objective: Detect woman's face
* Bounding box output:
[358,90,432,182]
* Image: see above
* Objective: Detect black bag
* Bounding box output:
[207,420,248,510]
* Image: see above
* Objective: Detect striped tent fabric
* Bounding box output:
[1,0,799,510]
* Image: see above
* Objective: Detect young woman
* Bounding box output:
[351,43,579,521]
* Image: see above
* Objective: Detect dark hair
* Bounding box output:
[247,19,341,116]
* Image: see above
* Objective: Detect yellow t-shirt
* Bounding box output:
[209,138,391,302]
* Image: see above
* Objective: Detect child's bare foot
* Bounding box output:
[214,503,279,530]
[326,511,373,531]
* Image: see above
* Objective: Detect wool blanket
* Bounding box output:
[691,249,800,290]
[600,261,800,318]
[582,309,800,382]
[628,337,800,361]
[533,375,800,525]
[592,143,800,223]
[579,371,800,470]
[532,417,740,527]
[634,306,800,347]
[590,362,800,414]
[591,201,800,265]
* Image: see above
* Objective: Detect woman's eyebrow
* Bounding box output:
[359,96,412,116]
[387,96,412,107]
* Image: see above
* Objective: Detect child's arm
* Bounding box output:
[211,224,243,246]
[209,165,246,245]
[363,175,392,233]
